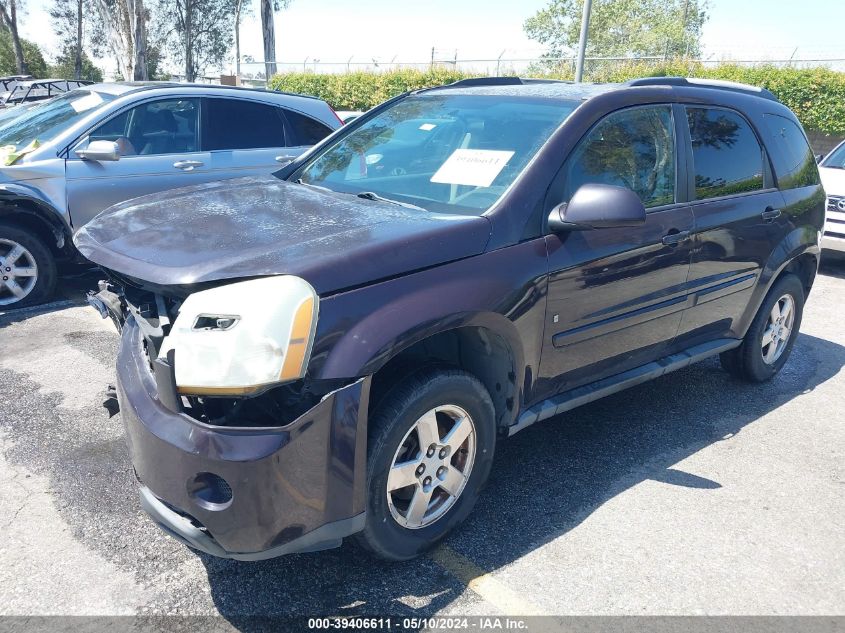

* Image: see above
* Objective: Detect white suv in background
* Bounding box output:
[819,140,845,253]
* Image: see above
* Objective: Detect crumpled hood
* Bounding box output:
[74,176,491,294]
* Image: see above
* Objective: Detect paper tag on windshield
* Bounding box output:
[430,149,514,187]
[70,92,104,113]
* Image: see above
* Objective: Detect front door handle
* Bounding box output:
[662,230,691,246]
[275,154,298,163]
[761,207,782,222]
[173,160,204,171]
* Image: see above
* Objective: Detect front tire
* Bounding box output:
[720,273,804,382]
[0,222,57,309]
[355,368,496,561]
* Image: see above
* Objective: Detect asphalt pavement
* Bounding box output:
[0,262,843,625]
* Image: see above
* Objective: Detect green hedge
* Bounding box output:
[269,68,468,112]
[268,63,845,136]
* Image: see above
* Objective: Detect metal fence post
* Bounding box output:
[574,0,593,82]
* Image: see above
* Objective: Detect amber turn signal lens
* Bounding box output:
[279,296,316,382]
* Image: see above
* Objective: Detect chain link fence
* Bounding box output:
[167,53,845,86]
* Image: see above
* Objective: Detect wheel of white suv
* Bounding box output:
[355,368,496,561]
[0,222,57,309]
[720,273,804,382]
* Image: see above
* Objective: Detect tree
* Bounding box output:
[524,0,708,61]
[0,0,27,74]
[50,45,104,81]
[50,0,104,80]
[145,43,165,79]
[0,29,47,77]
[156,0,236,82]
[93,0,149,80]
[260,0,290,78]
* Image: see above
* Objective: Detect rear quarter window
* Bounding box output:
[284,109,333,146]
[763,114,820,189]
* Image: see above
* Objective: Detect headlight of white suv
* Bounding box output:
[157,276,318,396]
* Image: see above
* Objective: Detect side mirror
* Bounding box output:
[815,154,824,164]
[548,183,647,233]
[76,139,121,162]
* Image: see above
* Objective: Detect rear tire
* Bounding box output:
[720,273,804,382]
[355,368,496,561]
[0,222,57,309]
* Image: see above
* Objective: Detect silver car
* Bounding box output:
[0,82,341,308]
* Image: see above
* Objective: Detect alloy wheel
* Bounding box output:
[0,238,38,306]
[761,293,795,365]
[386,405,477,530]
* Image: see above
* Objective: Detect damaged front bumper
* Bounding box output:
[116,315,370,560]
[86,281,126,332]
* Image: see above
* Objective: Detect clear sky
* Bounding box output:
[17,0,845,77]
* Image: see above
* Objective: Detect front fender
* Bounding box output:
[308,240,550,403]
[0,186,70,248]
[325,305,526,381]
[0,183,56,208]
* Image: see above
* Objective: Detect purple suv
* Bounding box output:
[75,76,824,561]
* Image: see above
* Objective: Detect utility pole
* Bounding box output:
[261,0,278,78]
[574,0,593,82]
[235,0,243,79]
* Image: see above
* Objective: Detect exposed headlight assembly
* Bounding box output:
[158,276,318,396]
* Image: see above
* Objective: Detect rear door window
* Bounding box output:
[686,107,764,199]
[203,98,286,151]
[284,109,333,146]
[762,114,820,189]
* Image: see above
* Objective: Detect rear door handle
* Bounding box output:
[275,154,298,163]
[173,160,204,171]
[761,208,782,222]
[662,230,691,246]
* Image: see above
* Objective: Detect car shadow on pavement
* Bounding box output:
[819,255,845,280]
[198,331,845,624]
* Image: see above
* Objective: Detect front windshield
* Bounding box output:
[822,142,845,169]
[295,94,577,214]
[0,90,115,151]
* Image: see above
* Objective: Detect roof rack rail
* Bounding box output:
[439,76,573,89]
[625,76,778,101]
[444,77,526,88]
[522,77,572,85]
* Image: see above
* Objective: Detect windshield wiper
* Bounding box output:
[356,191,425,211]
[295,180,426,211]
